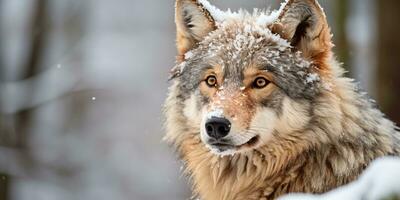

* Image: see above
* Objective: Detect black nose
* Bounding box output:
[205,117,231,139]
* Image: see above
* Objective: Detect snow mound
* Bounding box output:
[279,157,400,200]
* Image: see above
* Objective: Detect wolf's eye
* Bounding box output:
[253,77,270,89]
[205,75,217,87]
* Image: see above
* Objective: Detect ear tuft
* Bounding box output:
[175,0,216,62]
[271,0,333,72]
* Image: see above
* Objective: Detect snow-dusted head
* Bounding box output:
[171,0,334,155]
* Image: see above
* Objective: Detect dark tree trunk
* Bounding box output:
[16,0,49,148]
[334,0,350,71]
[0,0,9,199]
[0,1,49,199]
[377,0,400,125]
[0,174,7,200]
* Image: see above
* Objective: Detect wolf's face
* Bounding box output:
[169,0,333,155]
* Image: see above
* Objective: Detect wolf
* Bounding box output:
[163,0,400,199]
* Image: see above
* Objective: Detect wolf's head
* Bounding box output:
[167,0,334,156]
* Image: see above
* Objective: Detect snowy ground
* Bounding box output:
[279,157,400,200]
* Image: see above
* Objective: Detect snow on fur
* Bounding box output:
[198,0,290,26]
[175,0,320,88]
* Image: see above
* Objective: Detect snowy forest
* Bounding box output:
[0,0,400,200]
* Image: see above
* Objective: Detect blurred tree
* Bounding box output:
[377,0,400,125]
[0,0,10,199]
[0,174,6,200]
[17,0,49,147]
[0,0,49,199]
[334,0,350,71]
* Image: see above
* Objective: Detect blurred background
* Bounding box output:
[0,0,399,200]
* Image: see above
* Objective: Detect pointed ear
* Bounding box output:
[175,0,216,61]
[271,0,333,70]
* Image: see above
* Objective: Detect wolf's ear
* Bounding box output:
[175,0,216,61]
[271,0,333,70]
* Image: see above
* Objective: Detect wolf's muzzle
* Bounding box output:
[205,117,231,139]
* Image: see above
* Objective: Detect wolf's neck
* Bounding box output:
[180,134,313,199]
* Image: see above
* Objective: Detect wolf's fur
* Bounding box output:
[164,0,400,199]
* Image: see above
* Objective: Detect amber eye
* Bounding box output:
[205,75,217,87]
[253,77,270,89]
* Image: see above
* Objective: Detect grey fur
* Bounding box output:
[176,23,321,102]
